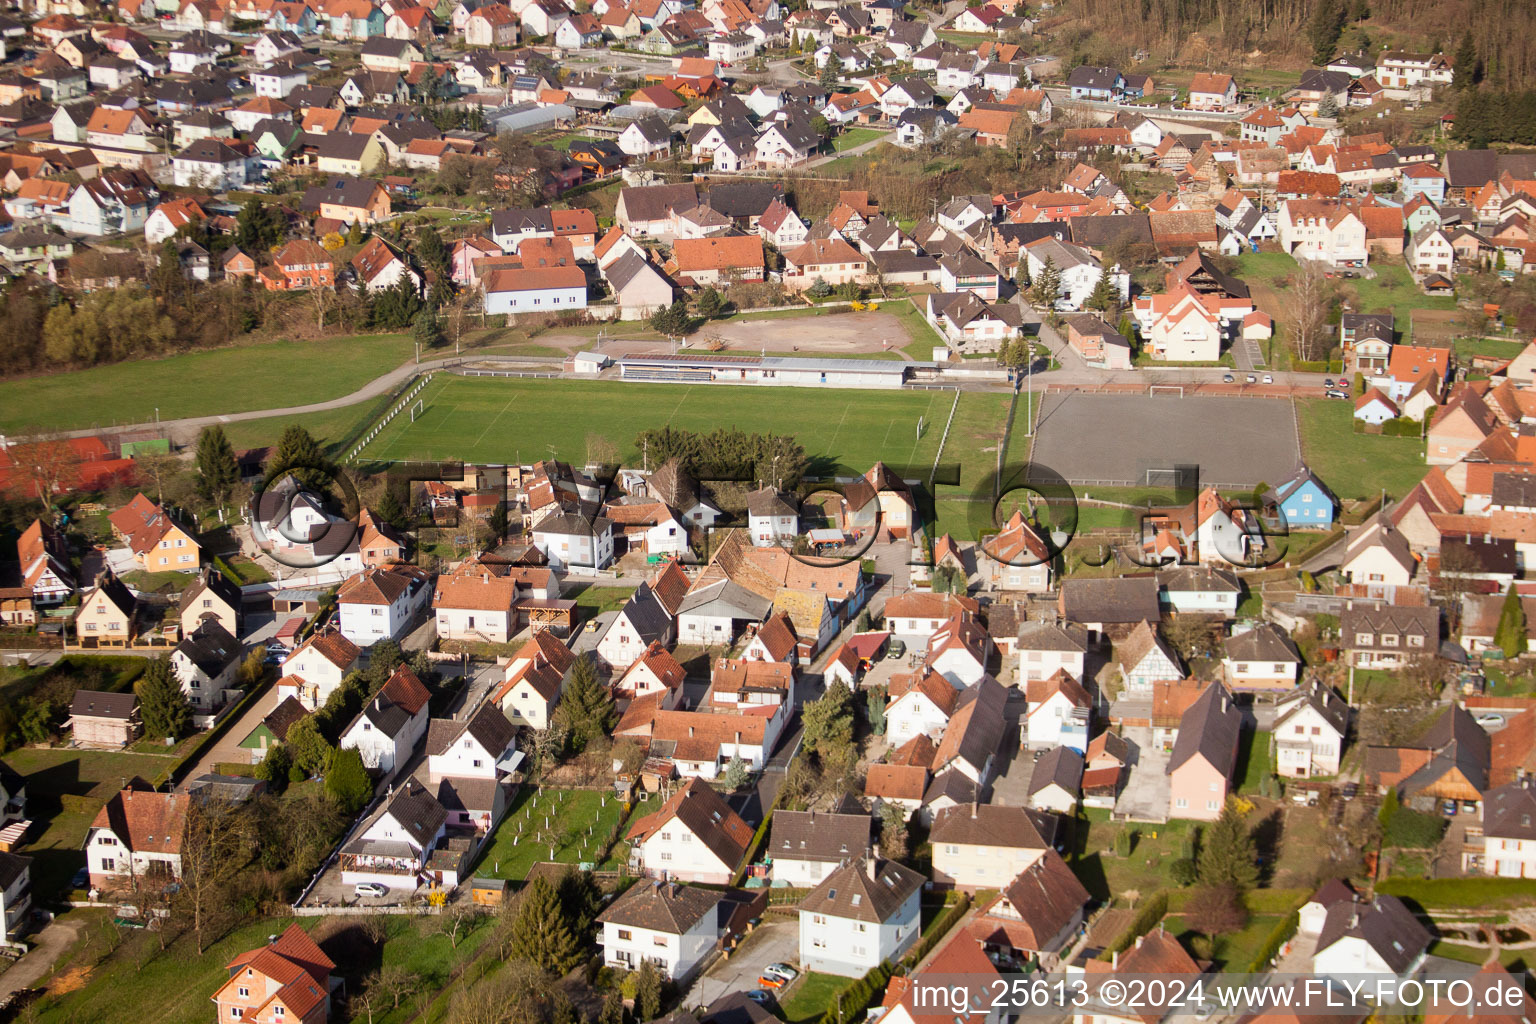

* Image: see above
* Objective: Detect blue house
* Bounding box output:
[1066,65,1124,100]
[1269,466,1337,528]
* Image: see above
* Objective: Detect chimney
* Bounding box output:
[866,857,877,881]
[970,800,978,819]
[1135,934,1144,949]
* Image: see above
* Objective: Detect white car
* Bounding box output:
[1476,713,1505,728]
[354,882,389,898]
[763,964,800,983]
[1262,373,1274,384]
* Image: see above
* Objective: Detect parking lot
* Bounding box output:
[1112,727,1170,822]
[689,919,799,1009]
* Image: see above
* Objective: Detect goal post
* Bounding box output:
[1148,385,1184,398]
[1146,467,1186,488]
[411,399,425,422]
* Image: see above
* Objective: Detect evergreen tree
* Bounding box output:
[152,239,186,307]
[1308,0,1345,64]
[1496,583,1528,659]
[635,959,663,1021]
[722,755,750,790]
[878,802,908,858]
[412,308,443,350]
[818,54,838,91]
[695,286,724,319]
[556,868,605,944]
[802,679,854,753]
[374,487,407,530]
[1030,256,1061,308]
[135,656,191,740]
[508,877,582,974]
[194,424,239,504]
[235,196,285,252]
[1197,799,1260,891]
[649,299,694,336]
[269,424,329,489]
[253,742,291,794]
[286,716,334,777]
[552,654,616,752]
[1317,93,1340,118]
[415,226,451,284]
[324,747,373,813]
[1085,272,1119,312]
[807,276,832,299]
[1454,31,1478,89]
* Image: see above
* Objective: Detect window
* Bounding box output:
[99,836,116,846]
[1175,798,1187,809]
[275,1008,284,1019]
[101,858,115,871]
[1381,633,1399,647]
[1355,632,1373,645]
[653,936,667,947]
[1407,634,1424,648]
[1207,800,1218,810]
[617,929,632,940]
[238,988,249,998]
[231,1010,242,1019]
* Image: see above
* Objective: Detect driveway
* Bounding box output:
[1113,729,1170,822]
[177,688,281,788]
[689,919,799,1009]
[0,914,91,1001]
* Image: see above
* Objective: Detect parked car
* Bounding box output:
[354,882,389,898]
[763,964,800,983]
[1441,800,1458,818]
[1476,712,1505,728]
[1323,378,1335,387]
[1341,782,1358,799]
[886,640,905,660]
[1463,800,1479,814]
[1326,389,1349,399]
[1223,373,1235,382]
[1262,373,1273,384]
[1246,373,1257,383]
[746,991,773,1006]
[757,976,787,990]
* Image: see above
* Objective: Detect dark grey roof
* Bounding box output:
[1276,680,1350,736]
[1482,780,1536,841]
[614,582,673,645]
[1066,65,1121,90]
[705,181,784,220]
[771,808,870,864]
[175,620,241,677]
[1166,683,1241,777]
[1340,604,1439,652]
[930,801,1053,849]
[379,780,446,845]
[178,567,241,619]
[702,992,777,1024]
[921,767,979,807]
[1016,621,1088,653]
[1298,68,1350,94]
[0,850,29,891]
[1492,472,1536,509]
[70,689,138,721]
[598,879,723,933]
[490,206,553,236]
[425,703,516,758]
[1315,895,1430,974]
[745,487,797,518]
[300,175,380,212]
[606,249,671,293]
[1068,213,1152,249]
[1028,745,1083,795]
[799,856,923,923]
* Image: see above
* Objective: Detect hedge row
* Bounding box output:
[901,892,972,969]
[814,962,894,1024]
[1097,890,1170,960]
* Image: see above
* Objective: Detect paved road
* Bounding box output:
[0,915,91,1001]
[177,688,280,788]
[806,128,894,168]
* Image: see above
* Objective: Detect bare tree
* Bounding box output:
[1284,261,1333,363]
[1432,542,1484,631]
[10,436,82,513]
[447,286,478,352]
[178,797,256,954]
[584,433,618,470]
[437,900,478,949]
[308,283,337,331]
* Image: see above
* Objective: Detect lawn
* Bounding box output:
[1169,913,1284,971]
[362,376,959,480]
[1235,729,1274,794]
[778,971,851,1023]
[474,787,637,879]
[928,390,1027,539]
[1347,263,1457,325]
[571,583,639,627]
[1376,876,1536,909]
[7,747,184,900]
[1348,667,1434,705]
[0,334,414,434]
[1069,810,1198,903]
[832,127,884,152]
[1295,398,1426,501]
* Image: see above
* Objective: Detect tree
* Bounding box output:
[818,53,838,91]
[9,437,82,513]
[254,743,292,794]
[286,716,334,777]
[178,796,257,953]
[1197,799,1260,891]
[556,867,605,944]
[695,286,725,319]
[635,959,663,1021]
[1085,272,1119,312]
[358,965,420,1024]
[649,298,694,336]
[1434,541,1484,632]
[807,276,832,299]
[1307,0,1344,63]
[1185,883,1249,936]
[551,654,615,753]
[1316,92,1339,118]
[194,425,239,504]
[802,678,854,753]
[1030,255,1061,308]
[722,755,750,790]
[269,424,329,489]
[867,686,886,736]
[412,308,443,350]
[235,196,285,252]
[1496,583,1529,659]
[136,656,191,741]
[1284,261,1332,363]
[324,747,373,813]
[507,876,581,974]
[1454,31,1477,89]
[878,802,909,859]
[415,226,450,284]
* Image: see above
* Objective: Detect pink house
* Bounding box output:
[1166,682,1241,821]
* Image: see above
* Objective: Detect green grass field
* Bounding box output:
[7,747,183,899]
[0,334,414,434]
[475,787,638,879]
[360,377,963,479]
[833,127,885,152]
[1296,398,1426,501]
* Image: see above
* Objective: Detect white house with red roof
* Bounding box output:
[277,628,362,711]
[339,664,432,774]
[86,782,190,890]
[336,564,432,645]
[1188,71,1236,110]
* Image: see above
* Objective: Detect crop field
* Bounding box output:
[360,375,974,478]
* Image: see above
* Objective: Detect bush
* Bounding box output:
[902,893,971,966]
[1098,890,1169,959]
[1170,859,1198,886]
[1245,907,1303,972]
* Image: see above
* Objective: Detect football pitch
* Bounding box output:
[362,376,973,477]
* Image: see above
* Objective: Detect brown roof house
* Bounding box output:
[85,781,190,891]
[967,848,1091,967]
[1166,682,1242,821]
[68,689,141,749]
[798,857,925,977]
[625,777,753,884]
[929,801,1056,890]
[768,806,870,887]
[597,879,725,981]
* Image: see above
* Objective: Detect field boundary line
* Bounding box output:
[927,387,962,489]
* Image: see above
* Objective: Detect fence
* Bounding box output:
[460,369,561,379]
[926,387,961,489]
[345,372,435,463]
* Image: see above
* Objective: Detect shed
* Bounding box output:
[68,689,142,749]
[470,876,508,907]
